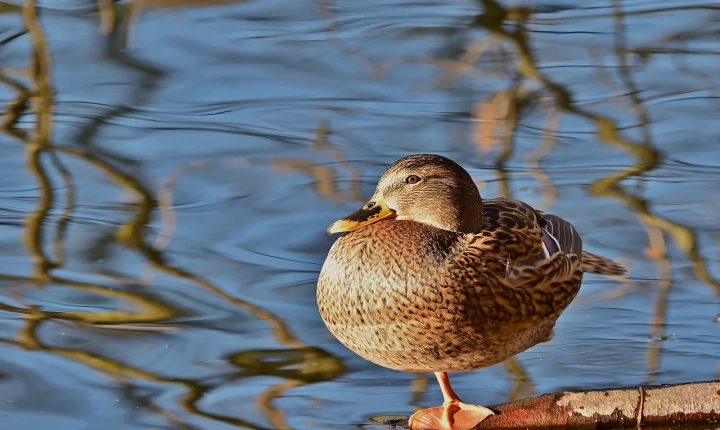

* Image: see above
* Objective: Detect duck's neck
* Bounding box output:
[451,191,484,234]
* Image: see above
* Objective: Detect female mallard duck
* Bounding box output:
[317,154,625,430]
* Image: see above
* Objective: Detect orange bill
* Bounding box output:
[327,199,396,234]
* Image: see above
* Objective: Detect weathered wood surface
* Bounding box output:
[475,380,720,429]
[387,380,720,428]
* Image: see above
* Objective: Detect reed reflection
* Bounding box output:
[0,0,717,428]
[0,2,346,429]
[454,0,720,386]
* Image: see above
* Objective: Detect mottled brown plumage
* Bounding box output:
[317,154,626,430]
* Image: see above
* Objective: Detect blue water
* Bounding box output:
[0,0,718,428]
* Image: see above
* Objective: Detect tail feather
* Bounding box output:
[581,251,627,276]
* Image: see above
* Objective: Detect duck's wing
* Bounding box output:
[504,251,584,314]
[472,197,547,261]
[467,197,583,290]
[451,198,625,327]
[541,213,582,256]
[456,231,583,324]
[473,198,574,262]
[480,198,627,276]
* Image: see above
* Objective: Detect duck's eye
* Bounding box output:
[405,175,421,184]
[366,202,376,209]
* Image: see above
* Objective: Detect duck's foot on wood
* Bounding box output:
[408,400,494,430]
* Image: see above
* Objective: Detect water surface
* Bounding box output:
[0,0,719,429]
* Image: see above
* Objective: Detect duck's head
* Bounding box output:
[328,154,484,234]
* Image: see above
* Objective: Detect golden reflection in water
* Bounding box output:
[99,0,383,75]
[523,108,560,212]
[473,87,516,198]
[2,0,719,427]
[154,120,365,258]
[408,373,429,413]
[502,357,535,402]
[96,0,258,46]
[458,0,720,391]
[0,2,346,429]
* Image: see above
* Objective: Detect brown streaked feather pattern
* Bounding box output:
[471,197,546,261]
[317,154,627,377]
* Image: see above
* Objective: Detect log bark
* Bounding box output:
[477,380,720,428]
[386,380,720,428]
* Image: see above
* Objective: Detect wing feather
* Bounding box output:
[541,213,582,256]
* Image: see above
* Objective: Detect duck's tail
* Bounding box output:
[581,251,627,276]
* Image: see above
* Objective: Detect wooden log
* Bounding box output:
[386,380,720,428]
[477,380,720,429]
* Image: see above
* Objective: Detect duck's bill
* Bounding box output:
[327,200,397,234]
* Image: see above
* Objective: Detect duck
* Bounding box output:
[317,154,626,430]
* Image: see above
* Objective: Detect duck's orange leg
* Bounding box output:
[409,372,494,430]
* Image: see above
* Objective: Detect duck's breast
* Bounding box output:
[318,221,491,371]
